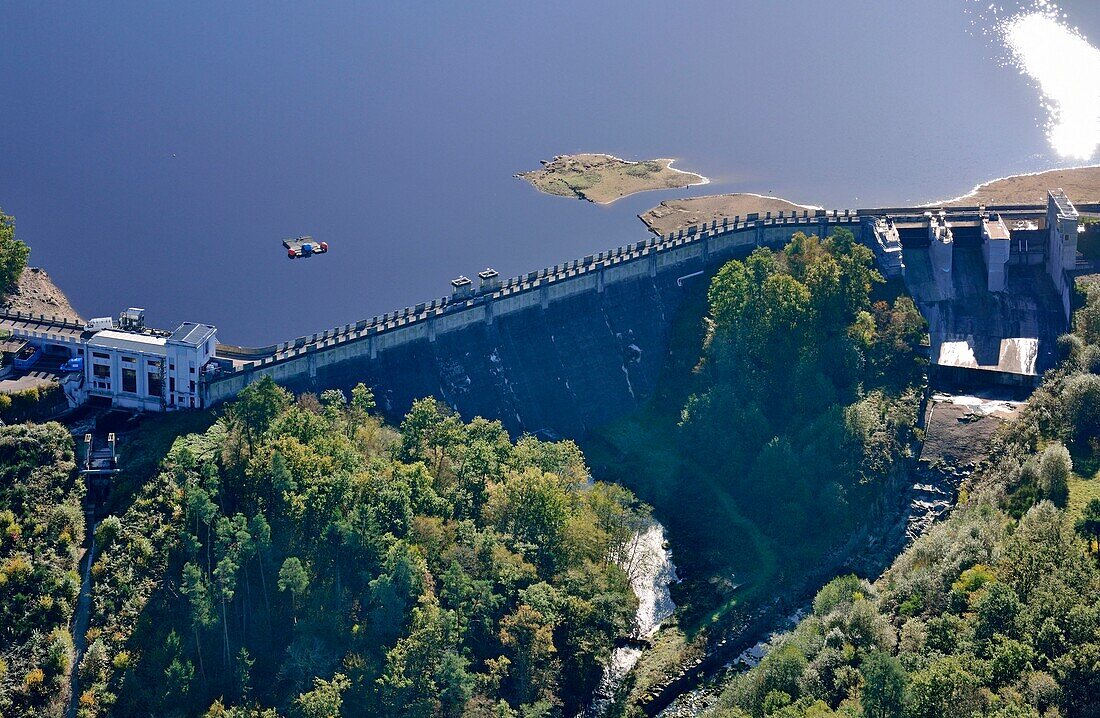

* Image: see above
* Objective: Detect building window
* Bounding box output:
[169,377,176,392]
[92,363,111,390]
[122,368,137,393]
[122,356,136,365]
[169,362,175,370]
[148,372,164,397]
[92,352,109,360]
[189,380,196,392]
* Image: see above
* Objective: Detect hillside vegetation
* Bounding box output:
[589,229,928,629]
[705,283,1100,718]
[76,380,652,718]
[0,422,84,718]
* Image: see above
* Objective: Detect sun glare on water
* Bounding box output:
[977,1,1100,161]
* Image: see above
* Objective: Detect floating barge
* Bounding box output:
[283,235,328,259]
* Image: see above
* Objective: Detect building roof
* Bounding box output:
[982,215,1011,241]
[168,323,216,346]
[1050,189,1079,218]
[87,330,167,355]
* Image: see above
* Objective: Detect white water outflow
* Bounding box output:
[585,522,679,717]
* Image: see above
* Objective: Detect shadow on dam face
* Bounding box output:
[255,244,1065,437]
[216,197,1071,437]
[903,244,1065,387]
[293,271,703,438]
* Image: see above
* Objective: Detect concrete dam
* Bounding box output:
[199,191,1092,435]
[207,211,866,436]
[0,192,1088,432]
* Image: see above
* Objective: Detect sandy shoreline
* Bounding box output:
[639,192,821,237]
[639,165,1100,236]
[932,165,1100,206]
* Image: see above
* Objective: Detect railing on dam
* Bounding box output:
[0,310,88,345]
[208,209,868,381]
[0,309,86,331]
[206,199,1092,393]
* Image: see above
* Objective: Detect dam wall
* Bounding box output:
[203,196,1095,430]
[205,210,867,433]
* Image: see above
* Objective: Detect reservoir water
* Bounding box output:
[2,0,1100,345]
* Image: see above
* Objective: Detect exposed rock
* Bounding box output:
[3,267,82,322]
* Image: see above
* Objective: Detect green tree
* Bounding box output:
[1075,498,1100,552]
[973,582,1021,643]
[351,382,376,416]
[292,673,349,718]
[1061,373,1100,448]
[278,557,310,616]
[904,656,983,718]
[757,644,808,708]
[1073,282,1100,344]
[999,502,1083,603]
[0,209,29,292]
[861,651,906,718]
[489,467,573,575]
[499,604,559,706]
[438,650,475,718]
[229,377,292,450]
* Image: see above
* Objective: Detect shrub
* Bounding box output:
[1061,373,1100,448]
[1038,443,1071,507]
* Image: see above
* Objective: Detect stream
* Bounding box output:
[66,521,96,718]
[586,522,679,717]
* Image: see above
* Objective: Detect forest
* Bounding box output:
[705,282,1100,718]
[588,229,928,627]
[5,228,1099,718]
[0,422,84,717]
[69,381,653,718]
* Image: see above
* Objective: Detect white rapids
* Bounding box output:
[585,522,678,717]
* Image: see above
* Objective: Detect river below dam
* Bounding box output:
[586,523,678,718]
[3,1,1100,345]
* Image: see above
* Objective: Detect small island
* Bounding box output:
[516,153,708,204]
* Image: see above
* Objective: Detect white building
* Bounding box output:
[84,321,216,411]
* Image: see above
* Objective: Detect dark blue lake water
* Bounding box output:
[2,1,1098,345]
